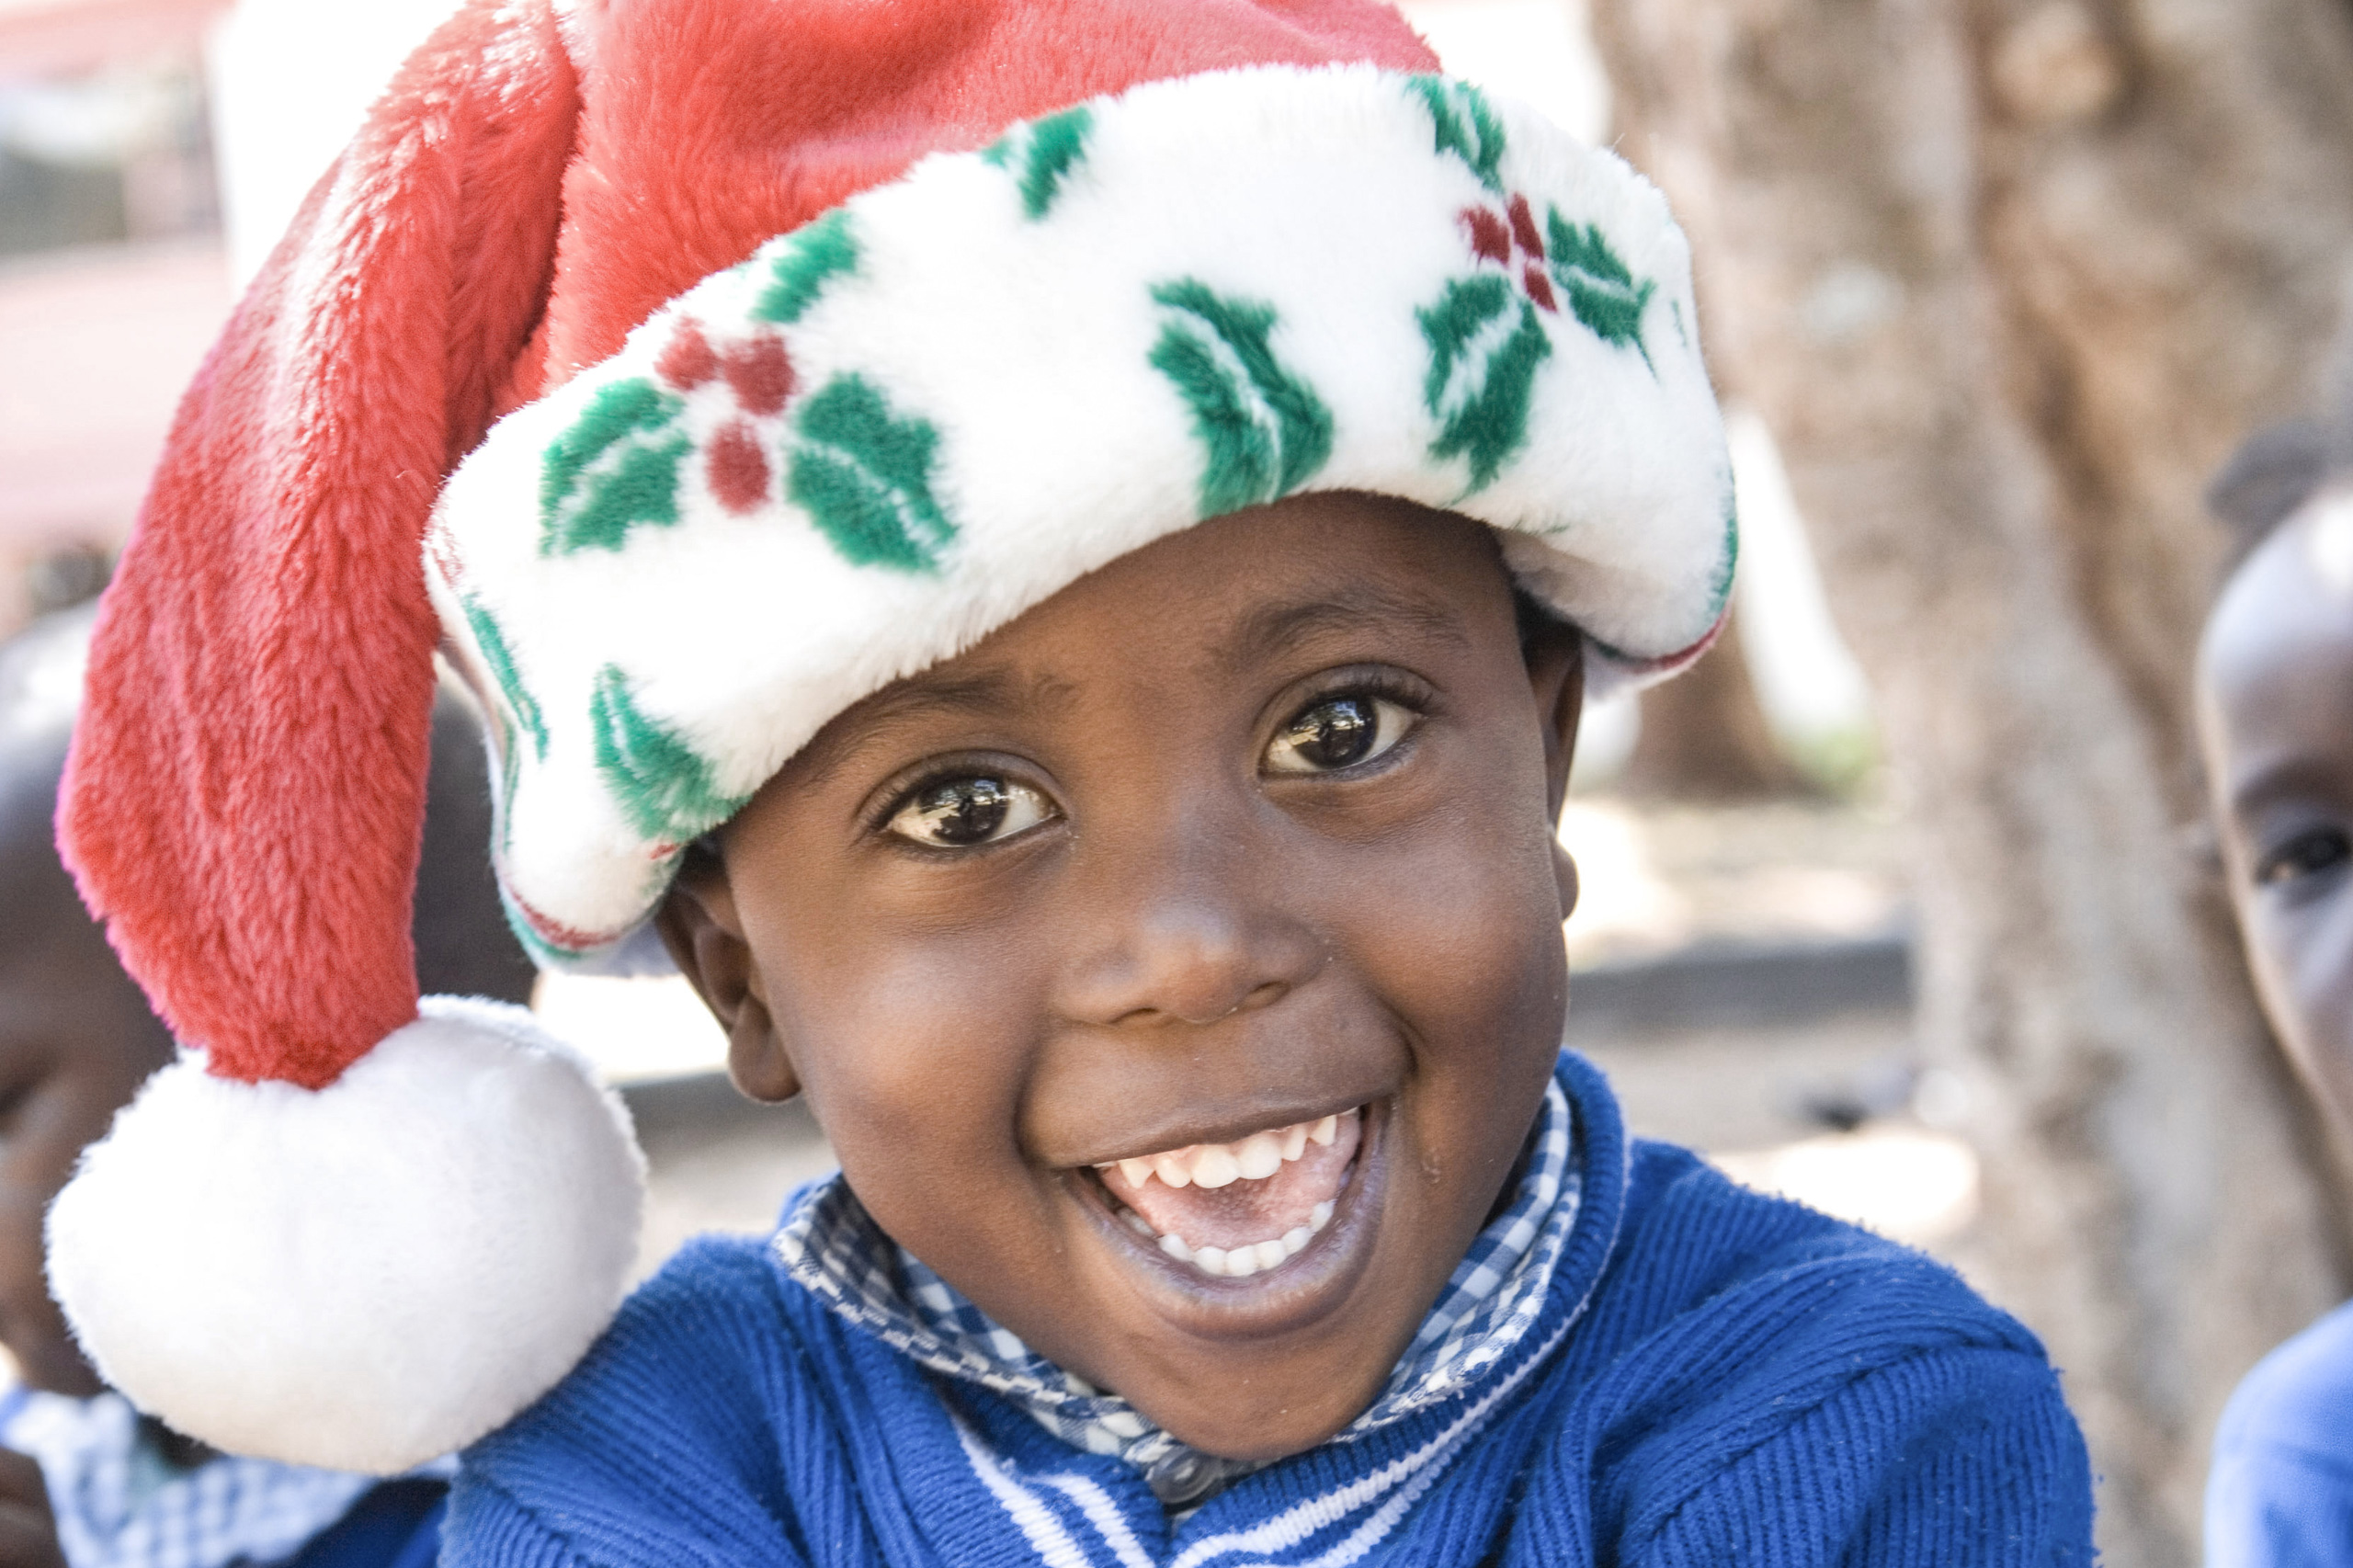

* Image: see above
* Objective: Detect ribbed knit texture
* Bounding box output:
[449,1054,2094,1567]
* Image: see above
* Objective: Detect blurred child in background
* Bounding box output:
[2198,391,2353,1568]
[0,606,536,1568]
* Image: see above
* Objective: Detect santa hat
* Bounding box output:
[48,0,1734,1474]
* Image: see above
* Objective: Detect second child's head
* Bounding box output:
[0,614,171,1398]
[2199,421,2353,1140]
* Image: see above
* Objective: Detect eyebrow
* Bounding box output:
[790,666,1076,791]
[1220,585,1472,675]
[2227,751,2348,822]
[785,583,1471,793]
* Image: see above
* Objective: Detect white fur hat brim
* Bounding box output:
[427,64,1735,965]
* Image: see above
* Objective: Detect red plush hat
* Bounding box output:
[47,0,1731,1473]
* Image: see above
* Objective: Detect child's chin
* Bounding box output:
[1144,1381,1381,1466]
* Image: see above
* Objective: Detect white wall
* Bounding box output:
[1395,0,1608,143]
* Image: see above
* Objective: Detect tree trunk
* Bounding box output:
[1587,2,2353,1562]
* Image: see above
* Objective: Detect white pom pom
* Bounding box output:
[45,997,646,1473]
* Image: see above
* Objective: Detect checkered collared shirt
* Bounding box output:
[774,1076,1578,1505]
[0,1387,450,1568]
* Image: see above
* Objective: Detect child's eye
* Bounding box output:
[1264,695,1415,775]
[2256,825,2353,888]
[885,776,1055,848]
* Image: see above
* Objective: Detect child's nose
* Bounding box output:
[1055,822,1326,1029]
[1081,917,1290,1028]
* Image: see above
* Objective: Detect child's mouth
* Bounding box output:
[1094,1109,1363,1278]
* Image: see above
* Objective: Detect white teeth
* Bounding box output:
[1189,1144,1243,1189]
[1116,1192,1342,1280]
[1102,1108,1358,1279]
[1104,1108,1358,1191]
[1234,1131,1285,1180]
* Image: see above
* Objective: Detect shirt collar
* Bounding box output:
[774,1069,1580,1506]
[0,1390,416,1568]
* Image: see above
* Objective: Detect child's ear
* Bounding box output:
[654,851,801,1104]
[1523,618,1584,920]
[1523,619,1584,819]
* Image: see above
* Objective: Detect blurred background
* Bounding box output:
[2,0,2343,1562]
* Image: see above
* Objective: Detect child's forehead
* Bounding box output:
[0,744,64,898]
[0,792,113,1039]
[2205,493,2353,698]
[785,497,1516,777]
[0,763,93,960]
[2200,494,2353,799]
[0,754,175,1088]
[896,500,1500,672]
[1021,490,1502,618]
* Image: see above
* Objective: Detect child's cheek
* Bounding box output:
[1352,771,1567,1042]
[788,936,1040,1144]
[2256,901,2353,1140]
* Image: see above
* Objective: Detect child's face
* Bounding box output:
[0,773,176,1396]
[2199,490,2353,1142]
[662,492,1582,1460]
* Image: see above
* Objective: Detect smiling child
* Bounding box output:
[42,0,2090,1562]
[2198,405,2353,1567]
[653,498,1581,1481]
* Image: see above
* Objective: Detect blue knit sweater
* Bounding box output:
[2205,1298,2353,1566]
[449,1055,2093,1566]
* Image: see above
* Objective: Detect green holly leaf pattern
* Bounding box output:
[982,106,1095,221]
[458,597,537,861]
[1545,210,1656,368]
[588,664,749,844]
[754,210,860,325]
[459,595,547,762]
[1418,275,1553,494]
[1148,278,1333,519]
[1706,497,1739,619]
[1409,76,1507,195]
[540,379,691,555]
[786,374,957,572]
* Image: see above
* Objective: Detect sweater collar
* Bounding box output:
[774,1061,1581,1506]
